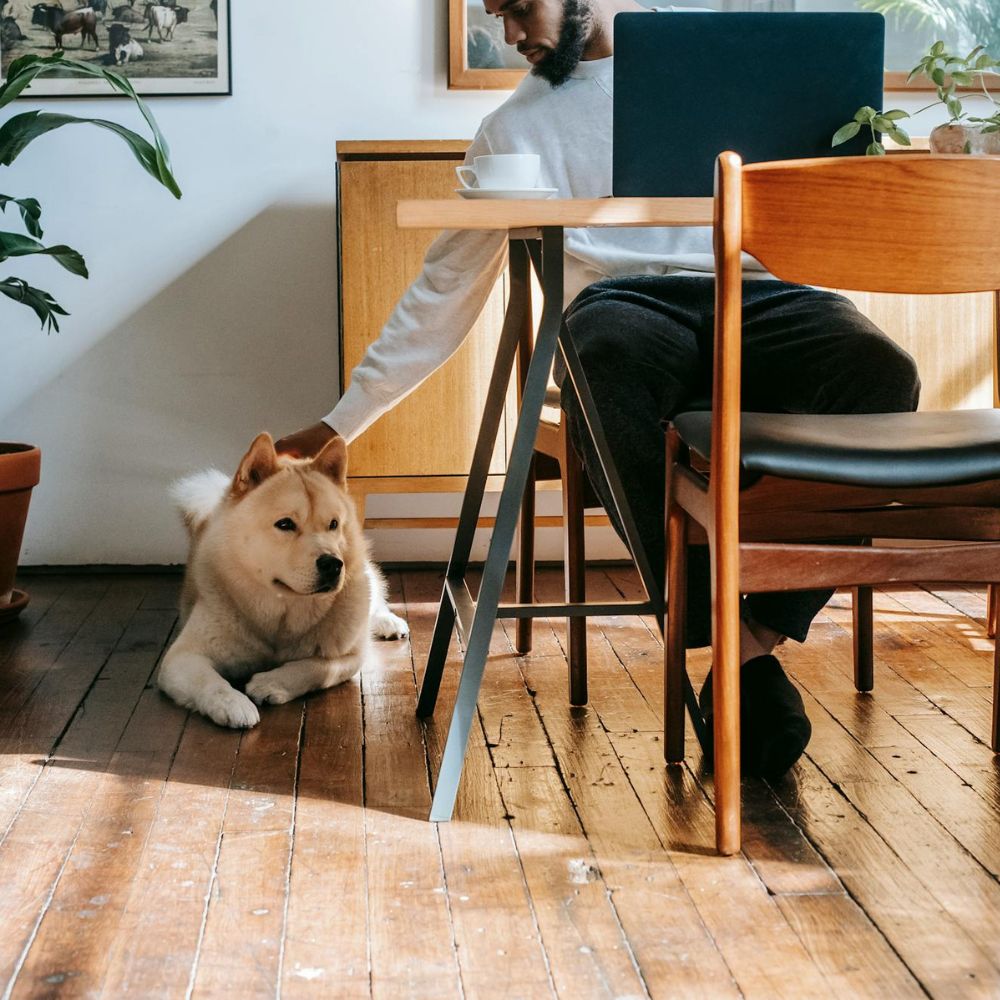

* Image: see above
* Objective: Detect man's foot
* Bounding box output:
[698,654,811,780]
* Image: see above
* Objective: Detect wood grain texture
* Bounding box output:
[339,158,507,479]
[3,570,1000,997]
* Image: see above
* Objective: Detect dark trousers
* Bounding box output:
[555,276,921,648]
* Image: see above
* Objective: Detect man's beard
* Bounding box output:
[531,0,594,88]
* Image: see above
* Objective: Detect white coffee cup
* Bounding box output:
[455,153,541,191]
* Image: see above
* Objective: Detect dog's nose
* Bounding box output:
[316,554,343,582]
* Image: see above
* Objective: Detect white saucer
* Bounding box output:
[456,187,558,200]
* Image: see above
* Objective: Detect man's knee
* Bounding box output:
[847,327,921,412]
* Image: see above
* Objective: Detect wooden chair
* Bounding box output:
[664,152,1000,855]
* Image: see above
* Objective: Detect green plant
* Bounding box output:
[833,40,1000,156]
[0,52,181,333]
[859,0,1000,62]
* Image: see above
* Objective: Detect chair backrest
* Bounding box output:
[723,153,1000,295]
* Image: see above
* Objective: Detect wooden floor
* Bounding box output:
[2,568,1000,998]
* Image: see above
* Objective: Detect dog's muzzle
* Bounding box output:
[315,554,343,592]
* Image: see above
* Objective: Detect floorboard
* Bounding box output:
[0,568,997,998]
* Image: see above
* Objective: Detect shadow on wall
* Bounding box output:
[10,203,340,566]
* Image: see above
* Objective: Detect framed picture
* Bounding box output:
[0,0,231,97]
[448,0,986,91]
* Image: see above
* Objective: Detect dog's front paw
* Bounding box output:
[371,607,409,641]
[246,670,295,706]
[204,688,260,729]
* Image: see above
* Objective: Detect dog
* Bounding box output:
[156,432,408,728]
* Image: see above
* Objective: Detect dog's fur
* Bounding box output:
[156,432,408,728]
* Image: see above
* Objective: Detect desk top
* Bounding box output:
[397,197,713,230]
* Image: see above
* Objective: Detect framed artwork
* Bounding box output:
[448,0,990,91]
[0,0,231,97]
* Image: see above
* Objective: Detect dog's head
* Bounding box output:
[218,431,361,599]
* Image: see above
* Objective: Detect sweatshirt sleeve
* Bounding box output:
[325,132,508,444]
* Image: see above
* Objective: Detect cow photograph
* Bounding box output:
[0,0,230,95]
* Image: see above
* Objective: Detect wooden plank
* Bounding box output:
[412,570,655,999]
[97,715,243,998]
[0,586,176,994]
[189,701,304,997]
[596,566,840,895]
[404,570,555,1000]
[499,767,653,1000]
[362,573,462,999]
[775,894,924,999]
[280,680,369,997]
[8,688,187,997]
[397,197,714,231]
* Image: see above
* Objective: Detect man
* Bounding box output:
[277,0,920,779]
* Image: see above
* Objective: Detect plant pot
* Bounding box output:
[0,444,41,625]
[929,123,1000,156]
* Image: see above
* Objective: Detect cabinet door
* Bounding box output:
[841,291,995,411]
[340,159,507,478]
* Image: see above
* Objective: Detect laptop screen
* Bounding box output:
[612,12,885,197]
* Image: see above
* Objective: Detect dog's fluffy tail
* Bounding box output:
[171,469,230,534]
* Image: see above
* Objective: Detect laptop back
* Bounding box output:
[612,12,885,197]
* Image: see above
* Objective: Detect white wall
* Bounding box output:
[2,1,951,566]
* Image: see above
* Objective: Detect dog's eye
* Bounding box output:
[274,518,297,532]
[328,519,339,531]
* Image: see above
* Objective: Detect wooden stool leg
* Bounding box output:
[564,451,588,705]
[853,585,874,693]
[664,497,688,763]
[993,634,1000,753]
[515,457,536,655]
[988,583,999,640]
[712,534,742,857]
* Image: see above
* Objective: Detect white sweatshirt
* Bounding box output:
[328,9,751,442]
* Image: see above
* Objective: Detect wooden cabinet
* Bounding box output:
[337,140,510,525]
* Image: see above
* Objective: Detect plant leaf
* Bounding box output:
[0,231,88,277]
[0,112,181,199]
[854,105,877,123]
[0,277,69,333]
[867,141,887,156]
[0,195,42,238]
[832,121,862,146]
[881,109,910,121]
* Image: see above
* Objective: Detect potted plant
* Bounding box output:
[0,52,180,623]
[832,40,1000,156]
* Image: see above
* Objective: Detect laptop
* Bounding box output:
[612,12,885,197]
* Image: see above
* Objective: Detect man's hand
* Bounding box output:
[275,421,339,458]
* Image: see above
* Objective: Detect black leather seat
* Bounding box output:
[672,409,1000,488]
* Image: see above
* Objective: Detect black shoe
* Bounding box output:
[699,654,811,780]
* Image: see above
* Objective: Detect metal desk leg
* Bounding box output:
[416,240,533,719]
[427,227,565,822]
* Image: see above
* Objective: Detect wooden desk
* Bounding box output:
[398,197,713,822]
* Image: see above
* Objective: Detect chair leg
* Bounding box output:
[515,456,536,655]
[563,450,588,706]
[989,583,999,640]
[665,496,688,764]
[712,532,742,857]
[993,634,1000,753]
[853,586,874,693]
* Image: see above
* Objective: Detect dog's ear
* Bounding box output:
[310,434,347,486]
[232,432,279,497]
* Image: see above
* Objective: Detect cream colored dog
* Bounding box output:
[157,432,408,728]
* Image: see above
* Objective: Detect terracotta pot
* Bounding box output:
[0,444,41,624]
[929,123,1000,156]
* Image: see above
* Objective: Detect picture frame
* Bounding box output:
[1,0,232,97]
[448,0,982,92]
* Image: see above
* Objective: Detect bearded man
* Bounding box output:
[278,0,921,779]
